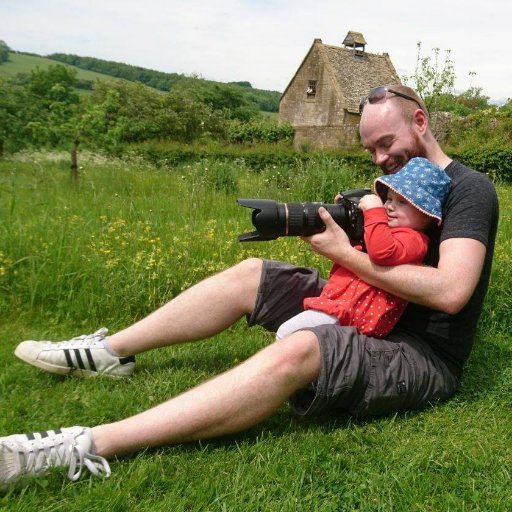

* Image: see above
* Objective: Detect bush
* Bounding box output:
[228,120,294,145]
[446,108,512,149]
[127,141,375,178]
[449,143,512,182]
[202,160,239,194]
[127,141,301,170]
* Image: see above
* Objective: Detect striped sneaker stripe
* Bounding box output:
[49,343,135,374]
[63,348,100,372]
[73,349,85,370]
[26,429,62,441]
[84,349,97,372]
[64,349,74,368]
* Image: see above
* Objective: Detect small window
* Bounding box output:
[306,80,317,99]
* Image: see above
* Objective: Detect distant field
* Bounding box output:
[0,52,123,84]
[0,52,279,111]
[261,111,279,120]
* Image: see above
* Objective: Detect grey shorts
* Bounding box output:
[247,259,460,418]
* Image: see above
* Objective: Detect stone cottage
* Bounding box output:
[279,31,401,149]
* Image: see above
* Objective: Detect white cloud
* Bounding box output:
[2,0,510,101]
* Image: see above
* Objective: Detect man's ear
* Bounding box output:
[413,109,429,135]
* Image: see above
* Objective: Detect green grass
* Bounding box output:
[0,152,511,511]
[0,53,124,85]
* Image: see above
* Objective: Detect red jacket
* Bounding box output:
[303,207,429,337]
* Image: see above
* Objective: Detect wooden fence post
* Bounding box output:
[70,138,79,185]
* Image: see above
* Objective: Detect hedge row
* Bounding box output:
[128,143,302,170]
[127,142,375,173]
[128,142,512,182]
[449,144,512,182]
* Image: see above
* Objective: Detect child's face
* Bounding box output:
[384,189,433,231]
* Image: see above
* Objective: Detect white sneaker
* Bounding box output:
[0,426,110,488]
[14,328,135,378]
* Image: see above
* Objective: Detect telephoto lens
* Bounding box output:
[237,188,371,243]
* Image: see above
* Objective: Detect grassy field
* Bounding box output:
[0,152,511,511]
[0,52,124,85]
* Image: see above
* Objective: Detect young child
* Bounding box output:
[276,157,452,339]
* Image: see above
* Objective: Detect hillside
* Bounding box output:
[0,52,123,88]
[0,51,281,112]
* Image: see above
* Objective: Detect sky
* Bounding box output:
[2,0,511,104]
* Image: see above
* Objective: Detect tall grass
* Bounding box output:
[0,152,510,511]
[0,151,374,327]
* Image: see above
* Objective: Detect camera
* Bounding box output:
[237,188,372,243]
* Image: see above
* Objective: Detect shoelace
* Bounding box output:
[10,432,111,482]
[67,443,111,481]
[52,328,108,349]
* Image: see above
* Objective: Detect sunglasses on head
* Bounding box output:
[359,86,424,114]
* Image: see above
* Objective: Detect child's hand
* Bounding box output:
[358,194,383,211]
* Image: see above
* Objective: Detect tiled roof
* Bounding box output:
[323,44,401,113]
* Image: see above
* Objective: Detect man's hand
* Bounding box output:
[302,207,354,262]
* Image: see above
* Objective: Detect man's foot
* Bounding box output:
[14,328,135,377]
[0,426,110,488]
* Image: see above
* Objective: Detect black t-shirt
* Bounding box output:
[393,160,499,376]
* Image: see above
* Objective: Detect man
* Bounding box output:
[0,85,499,486]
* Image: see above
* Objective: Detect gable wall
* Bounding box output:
[279,43,344,128]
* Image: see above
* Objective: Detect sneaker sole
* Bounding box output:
[14,347,133,378]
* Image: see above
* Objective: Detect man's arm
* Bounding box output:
[306,208,486,315]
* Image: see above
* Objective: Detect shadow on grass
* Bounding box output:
[138,331,511,464]
[3,324,509,472]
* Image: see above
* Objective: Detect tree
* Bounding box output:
[78,79,229,148]
[402,42,455,112]
[79,80,165,149]
[499,98,512,116]
[170,80,259,122]
[0,65,82,152]
[428,87,492,117]
[0,78,38,153]
[25,65,81,147]
[0,40,10,63]
[162,88,228,142]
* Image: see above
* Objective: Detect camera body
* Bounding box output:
[237,188,372,243]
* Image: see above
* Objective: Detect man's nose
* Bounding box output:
[373,149,388,166]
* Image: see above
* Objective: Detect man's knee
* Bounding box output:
[271,331,321,386]
[227,258,263,312]
[233,258,263,279]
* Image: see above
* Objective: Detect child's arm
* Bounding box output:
[363,208,429,265]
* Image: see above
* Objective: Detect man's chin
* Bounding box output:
[383,153,425,174]
[382,163,403,174]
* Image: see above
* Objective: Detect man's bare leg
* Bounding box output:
[92,330,321,458]
[109,258,263,356]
